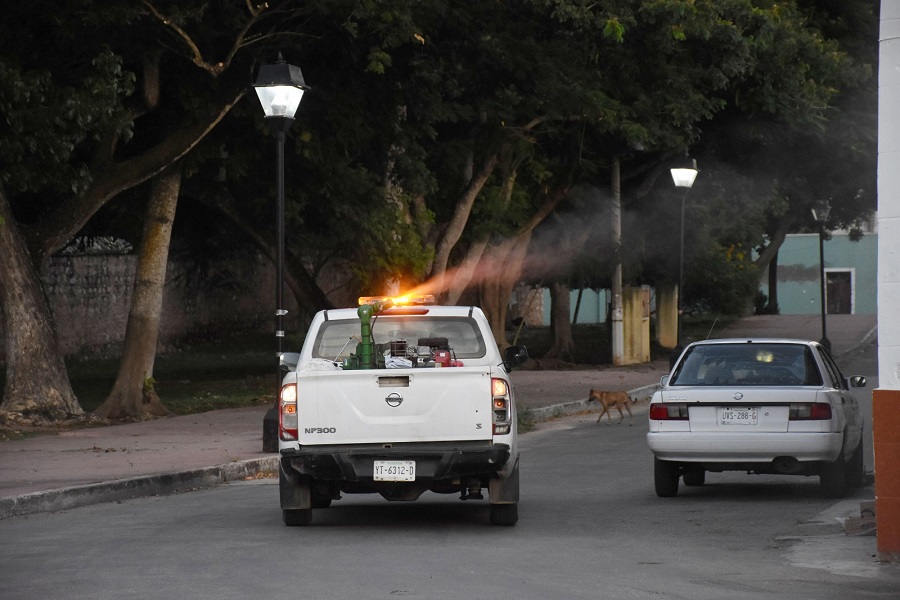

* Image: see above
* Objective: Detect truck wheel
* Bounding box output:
[489,503,518,526]
[654,457,680,497]
[820,458,846,498]
[283,508,313,526]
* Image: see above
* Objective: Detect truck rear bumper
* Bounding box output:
[281,441,511,482]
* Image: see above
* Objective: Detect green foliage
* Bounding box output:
[0,50,134,196]
[0,0,877,320]
[687,242,760,316]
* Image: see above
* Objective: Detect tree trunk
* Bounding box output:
[428,151,501,287]
[766,250,779,314]
[94,165,181,420]
[0,186,83,423]
[28,91,245,263]
[544,281,576,361]
[478,234,532,351]
[754,215,792,279]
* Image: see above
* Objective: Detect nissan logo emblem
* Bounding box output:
[386,393,403,408]
[733,392,743,401]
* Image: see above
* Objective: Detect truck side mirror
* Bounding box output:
[280,352,300,372]
[503,345,529,371]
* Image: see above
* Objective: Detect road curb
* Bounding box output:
[527,383,660,422]
[0,456,278,520]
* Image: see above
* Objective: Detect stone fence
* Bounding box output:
[0,253,281,362]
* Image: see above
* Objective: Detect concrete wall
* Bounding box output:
[0,253,281,362]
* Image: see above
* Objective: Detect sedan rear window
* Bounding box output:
[670,343,824,387]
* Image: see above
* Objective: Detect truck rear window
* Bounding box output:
[311,316,487,361]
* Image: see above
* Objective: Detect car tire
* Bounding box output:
[683,469,705,487]
[654,457,680,497]
[845,436,865,489]
[819,458,847,498]
[283,508,313,526]
[489,503,518,526]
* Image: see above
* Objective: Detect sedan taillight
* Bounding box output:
[649,403,689,420]
[789,402,832,420]
[280,383,298,440]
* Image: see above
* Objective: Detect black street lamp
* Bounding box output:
[812,200,832,354]
[670,157,698,366]
[253,54,310,452]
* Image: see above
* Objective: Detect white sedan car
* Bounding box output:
[647,339,866,498]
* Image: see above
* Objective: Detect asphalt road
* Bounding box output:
[2,395,898,599]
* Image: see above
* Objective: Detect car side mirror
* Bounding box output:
[279,352,300,372]
[503,345,529,371]
[848,375,867,388]
[660,375,670,387]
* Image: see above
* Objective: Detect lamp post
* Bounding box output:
[254,54,310,452]
[812,200,831,354]
[669,158,698,366]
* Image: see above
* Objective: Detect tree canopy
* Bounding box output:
[0,0,878,421]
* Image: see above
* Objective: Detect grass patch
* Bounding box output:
[61,331,278,414]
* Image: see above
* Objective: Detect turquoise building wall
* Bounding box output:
[541,288,610,325]
[759,233,877,315]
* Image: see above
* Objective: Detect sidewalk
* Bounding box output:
[0,313,877,519]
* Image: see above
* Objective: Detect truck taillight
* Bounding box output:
[789,402,832,420]
[649,403,689,420]
[492,378,511,435]
[280,383,298,441]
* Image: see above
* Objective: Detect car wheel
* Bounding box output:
[845,437,865,489]
[819,459,846,498]
[489,503,518,526]
[283,508,313,526]
[683,469,705,487]
[654,457,680,497]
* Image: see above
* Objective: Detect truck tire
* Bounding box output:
[283,509,313,526]
[489,503,518,526]
[262,406,279,453]
[654,457,680,497]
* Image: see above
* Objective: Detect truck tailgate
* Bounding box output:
[296,367,495,445]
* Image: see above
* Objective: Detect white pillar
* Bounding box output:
[611,158,625,365]
[878,2,900,389]
[874,0,900,561]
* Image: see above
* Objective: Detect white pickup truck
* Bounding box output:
[277,295,528,526]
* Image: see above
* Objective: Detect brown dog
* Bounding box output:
[587,389,634,425]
